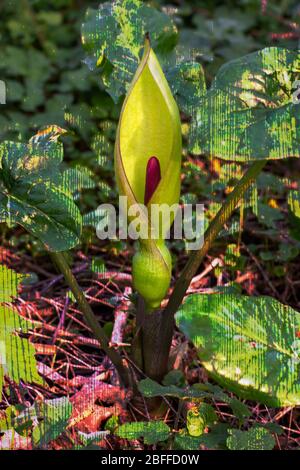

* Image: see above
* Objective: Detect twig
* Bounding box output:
[49,252,131,387]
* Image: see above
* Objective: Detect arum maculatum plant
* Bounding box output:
[1,0,299,413]
[115,37,182,311]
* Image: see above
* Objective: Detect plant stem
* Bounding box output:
[153,159,267,377]
[50,251,131,387]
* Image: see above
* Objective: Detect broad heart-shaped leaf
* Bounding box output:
[0,127,82,252]
[0,265,42,400]
[190,47,300,161]
[116,421,170,445]
[176,294,300,406]
[81,0,205,113]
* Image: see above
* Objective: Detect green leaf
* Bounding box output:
[82,0,177,101]
[288,190,300,218]
[256,202,283,228]
[227,427,275,450]
[176,294,300,406]
[0,265,42,400]
[138,378,210,400]
[162,369,185,387]
[116,421,170,445]
[190,47,300,161]
[78,430,109,447]
[91,258,106,275]
[81,0,204,114]
[0,264,23,303]
[166,62,206,115]
[174,423,229,450]
[62,166,95,200]
[138,378,250,421]
[0,127,82,251]
[32,397,72,448]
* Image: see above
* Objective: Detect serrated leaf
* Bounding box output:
[176,294,300,406]
[227,427,275,450]
[116,420,170,445]
[0,127,82,251]
[190,47,300,161]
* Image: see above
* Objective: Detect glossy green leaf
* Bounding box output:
[190,47,300,161]
[227,427,275,450]
[0,127,82,251]
[176,294,300,406]
[116,421,170,445]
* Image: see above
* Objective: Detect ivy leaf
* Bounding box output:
[227,427,275,450]
[116,421,170,445]
[190,47,300,161]
[0,127,82,252]
[0,265,42,400]
[176,294,300,406]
